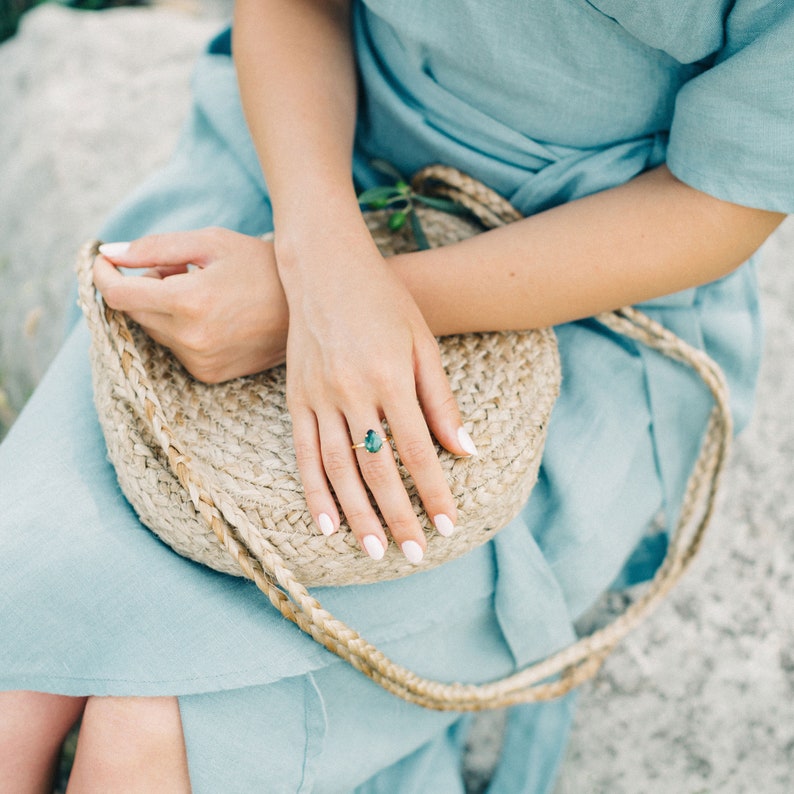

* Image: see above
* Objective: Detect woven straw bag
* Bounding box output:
[76,166,732,709]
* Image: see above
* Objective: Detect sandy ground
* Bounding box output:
[1,5,792,792]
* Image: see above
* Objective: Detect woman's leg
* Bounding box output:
[0,691,86,794]
[0,46,273,794]
[66,696,190,793]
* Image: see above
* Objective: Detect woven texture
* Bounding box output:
[76,166,733,708]
[77,186,559,586]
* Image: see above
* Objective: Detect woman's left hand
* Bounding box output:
[275,225,475,564]
[93,228,289,383]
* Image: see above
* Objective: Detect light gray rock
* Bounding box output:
[0,3,229,432]
[1,5,792,793]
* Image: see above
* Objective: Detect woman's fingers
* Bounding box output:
[293,406,439,562]
[293,401,458,564]
[348,417,427,563]
[93,254,174,314]
[98,228,225,270]
[384,392,458,541]
[275,244,468,563]
[95,227,224,310]
[293,409,389,559]
[414,338,478,458]
[291,410,342,539]
[93,229,208,315]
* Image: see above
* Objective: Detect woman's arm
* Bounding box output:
[233,0,365,246]
[95,170,784,380]
[233,0,470,563]
[98,2,785,566]
[394,165,784,335]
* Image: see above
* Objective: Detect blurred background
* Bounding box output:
[1,3,792,791]
[1,0,149,47]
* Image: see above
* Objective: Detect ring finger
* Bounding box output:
[315,412,390,561]
[347,418,426,565]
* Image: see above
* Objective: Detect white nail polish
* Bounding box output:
[98,241,131,258]
[457,426,479,457]
[363,535,385,561]
[401,540,424,564]
[317,513,335,536]
[433,514,456,537]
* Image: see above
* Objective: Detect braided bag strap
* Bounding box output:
[411,165,523,228]
[76,166,732,710]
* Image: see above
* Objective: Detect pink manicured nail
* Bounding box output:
[98,242,131,258]
[401,540,424,564]
[362,535,385,561]
[457,426,478,457]
[317,513,335,536]
[433,514,455,537]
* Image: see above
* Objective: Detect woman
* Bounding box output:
[1,1,790,791]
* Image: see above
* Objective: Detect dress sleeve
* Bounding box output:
[666,1,794,213]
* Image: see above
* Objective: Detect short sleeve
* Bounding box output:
[666,1,794,213]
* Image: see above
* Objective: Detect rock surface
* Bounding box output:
[0,2,229,431]
[1,5,792,792]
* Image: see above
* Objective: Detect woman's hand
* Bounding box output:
[278,229,477,564]
[234,0,471,562]
[93,228,289,383]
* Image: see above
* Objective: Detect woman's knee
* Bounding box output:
[68,695,190,792]
[0,691,85,794]
[81,695,184,749]
[0,690,85,746]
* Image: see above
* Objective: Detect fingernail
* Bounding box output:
[433,514,455,537]
[401,540,424,564]
[317,513,335,536]
[457,426,478,457]
[98,241,131,258]
[362,535,385,561]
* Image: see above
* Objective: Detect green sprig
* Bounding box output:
[358,163,468,250]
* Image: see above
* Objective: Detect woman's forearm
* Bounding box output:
[233,7,783,336]
[393,165,785,335]
[233,0,365,249]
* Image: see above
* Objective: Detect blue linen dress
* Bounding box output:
[1,1,792,791]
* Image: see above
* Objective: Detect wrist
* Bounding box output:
[274,195,378,280]
[271,172,360,234]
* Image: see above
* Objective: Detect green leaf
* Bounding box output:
[388,210,408,231]
[409,211,430,250]
[412,195,470,214]
[357,185,402,205]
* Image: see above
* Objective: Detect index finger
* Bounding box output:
[93,255,173,314]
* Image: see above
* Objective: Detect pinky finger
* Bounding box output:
[291,409,340,537]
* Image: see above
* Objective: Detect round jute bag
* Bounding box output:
[76,165,733,710]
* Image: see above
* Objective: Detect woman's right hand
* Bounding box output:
[93,228,289,383]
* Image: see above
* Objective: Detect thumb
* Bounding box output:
[98,229,219,270]
[415,346,479,458]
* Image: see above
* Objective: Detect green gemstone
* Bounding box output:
[364,429,383,453]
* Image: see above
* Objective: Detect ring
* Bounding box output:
[351,429,391,454]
